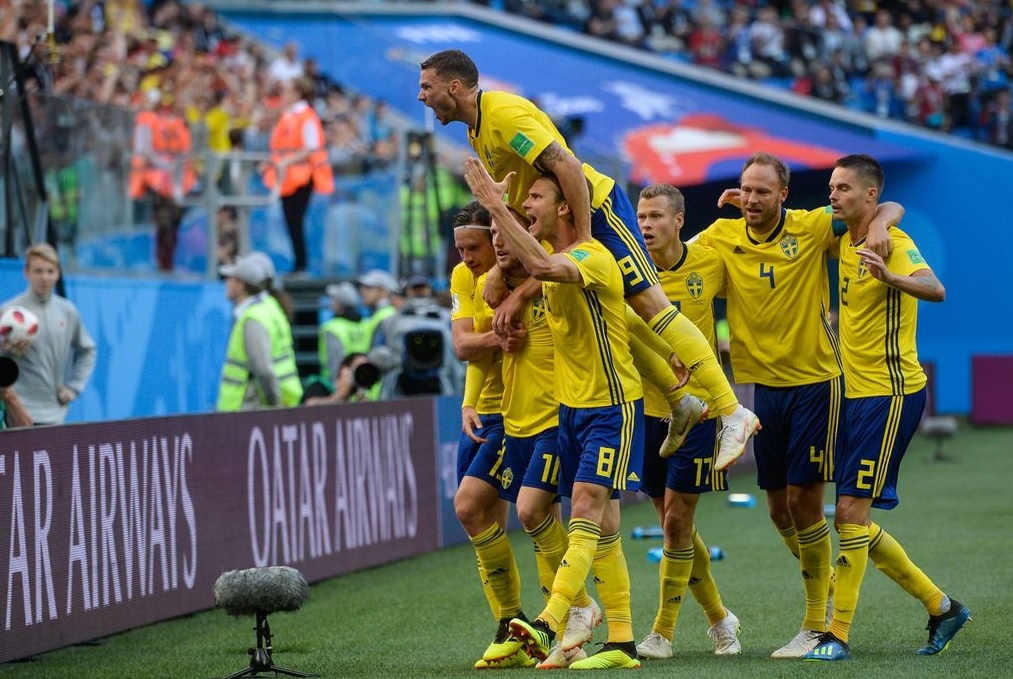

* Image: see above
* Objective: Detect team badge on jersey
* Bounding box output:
[530,295,547,321]
[686,272,704,300]
[857,258,868,279]
[780,234,799,259]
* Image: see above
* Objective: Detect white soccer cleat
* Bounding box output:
[660,395,708,458]
[560,598,602,651]
[771,629,823,658]
[536,643,588,669]
[635,631,673,659]
[707,609,742,655]
[714,406,761,471]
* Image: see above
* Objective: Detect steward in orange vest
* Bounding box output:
[261,77,334,274]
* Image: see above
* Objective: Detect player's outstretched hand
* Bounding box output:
[464,158,513,210]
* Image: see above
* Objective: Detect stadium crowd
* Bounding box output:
[476,0,1013,148]
[4,0,1009,161]
[2,0,398,175]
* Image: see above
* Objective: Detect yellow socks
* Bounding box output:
[647,307,738,414]
[471,523,522,620]
[526,514,592,608]
[652,544,694,638]
[868,522,945,615]
[688,530,727,625]
[828,524,870,642]
[593,533,634,643]
[798,519,833,631]
[542,518,600,630]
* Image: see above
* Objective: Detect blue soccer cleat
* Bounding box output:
[917,599,971,655]
[803,631,853,661]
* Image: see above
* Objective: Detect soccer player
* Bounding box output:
[449,202,531,669]
[695,152,903,657]
[633,184,741,659]
[466,159,645,669]
[418,49,759,469]
[804,154,969,661]
[468,226,603,668]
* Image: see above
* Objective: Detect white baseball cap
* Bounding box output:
[219,252,276,286]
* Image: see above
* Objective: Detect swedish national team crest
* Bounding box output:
[530,295,547,321]
[857,258,868,279]
[780,235,799,259]
[686,272,704,300]
[500,466,514,490]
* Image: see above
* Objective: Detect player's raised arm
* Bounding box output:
[534,141,592,241]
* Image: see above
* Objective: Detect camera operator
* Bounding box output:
[0,357,33,429]
[303,352,381,405]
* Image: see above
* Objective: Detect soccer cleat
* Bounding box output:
[707,609,742,655]
[917,599,971,655]
[660,395,708,458]
[714,406,761,471]
[474,648,535,669]
[770,629,823,658]
[482,618,524,661]
[536,644,588,669]
[509,617,554,661]
[803,631,852,661]
[568,642,641,670]
[561,599,602,651]
[635,631,673,659]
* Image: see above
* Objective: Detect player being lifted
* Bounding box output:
[418,49,759,467]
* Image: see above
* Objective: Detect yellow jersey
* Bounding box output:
[543,239,643,408]
[837,228,929,397]
[454,267,504,415]
[501,287,558,436]
[450,261,476,323]
[468,90,613,214]
[643,242,727,418]
[695,207,842,387]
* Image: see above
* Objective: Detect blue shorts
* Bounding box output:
[835,388,926,510]
[640,415,726,498]
[557,400,644,496]
[753,378,842,490]
[592,184,659,297]
[457,414,521,502]
[509,427,563,495]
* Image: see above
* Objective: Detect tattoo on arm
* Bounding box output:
[533,141,565,174]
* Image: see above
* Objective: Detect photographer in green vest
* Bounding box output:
[319,281,370,383]
[217,252,303,411]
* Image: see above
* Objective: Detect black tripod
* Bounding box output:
[220,611,317,679]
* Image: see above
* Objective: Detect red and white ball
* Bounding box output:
[0,306,40,344]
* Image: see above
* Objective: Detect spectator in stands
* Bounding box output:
[325,114,370,175]
[0,243,97,426]
[864,9,905,65]
[261,76,335,276]
[749,5,792,78]
[217,252,303,411]
[267,40,303,84]
[981,88,1013,148]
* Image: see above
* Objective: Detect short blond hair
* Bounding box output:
[24,243,61,270]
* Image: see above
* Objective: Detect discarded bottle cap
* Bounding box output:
[647,547,663,563]
[632,525,665,539]
[708,545,725,561]
[727,493,756,508]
